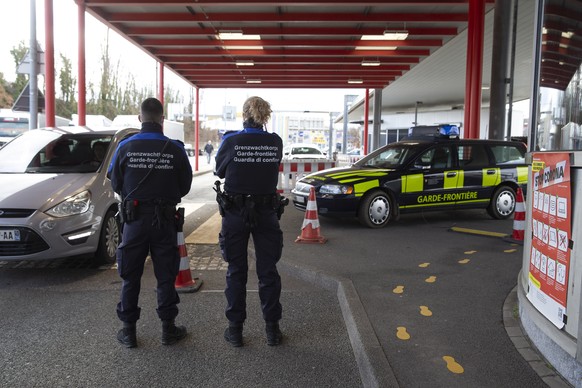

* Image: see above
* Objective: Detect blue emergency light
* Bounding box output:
[439,125,459,138]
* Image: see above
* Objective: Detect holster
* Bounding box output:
[120,199,137,223]
[274,194,289,220]
[152,200,176,229]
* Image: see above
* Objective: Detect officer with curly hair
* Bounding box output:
[215,96,285,347]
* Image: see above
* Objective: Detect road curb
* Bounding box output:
[278,259,400,388]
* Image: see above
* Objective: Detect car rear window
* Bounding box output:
[489,144,525,165]
[457,144,490,168]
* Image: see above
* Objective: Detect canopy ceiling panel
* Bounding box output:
[81,0,495,89]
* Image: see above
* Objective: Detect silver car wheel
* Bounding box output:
[358,190,392,228]
[495,189,515,217]
[369,196,390,225]
[104,215,120,258]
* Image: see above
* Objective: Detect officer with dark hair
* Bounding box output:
[108,97,193,348]
[215,96,286,347]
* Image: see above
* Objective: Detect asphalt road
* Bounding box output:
[0,170,555,387]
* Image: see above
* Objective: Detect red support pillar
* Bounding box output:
[363,88,369,154]
[44,0,55,127]
[77,2,86,126]
[158,62,164,105]
[463,0,485,139]
[194,87,200,172]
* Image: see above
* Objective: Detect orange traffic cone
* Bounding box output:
[295,187,327,244]
[510,187,526,243]
[175,209,203,293]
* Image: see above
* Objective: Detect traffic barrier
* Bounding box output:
[278,159,336,193]
[175,209,203,293]
[335,154,362,166]
[510,187,526,242]
[295,186,327,244]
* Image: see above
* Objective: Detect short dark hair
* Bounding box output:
[140,98,164,123]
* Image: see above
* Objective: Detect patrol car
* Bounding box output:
[291,133,528,228]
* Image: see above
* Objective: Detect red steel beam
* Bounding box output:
[179,70,404,76]
[140,39,443,48]
[169,62,414,69]
[85,0,490,4]
[44,0,55,127]
[77,2,86,126]
[107,12,468,23]
[125,26,460,37]
[154,48,431,57]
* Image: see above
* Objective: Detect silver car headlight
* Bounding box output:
[46,190,92,217]
[319,184,353,195]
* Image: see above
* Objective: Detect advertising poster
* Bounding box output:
[527,152,572,329]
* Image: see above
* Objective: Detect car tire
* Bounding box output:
[488,185,516,219]
[358,190,392,228]
[94,209,120,265]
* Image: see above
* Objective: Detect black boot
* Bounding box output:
[266,321,282,346]
[161,320,187,345]
[224,323,243,347]
[117,322,137,348]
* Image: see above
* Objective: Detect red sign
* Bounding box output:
[527,152,571,328]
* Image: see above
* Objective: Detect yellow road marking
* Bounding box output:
[420,306,432,316]
[450,227,508,238]
[393,285,404,294]
[418,262,430,268]
[464,250,477,254]
[396,327,411,340]
[504,249,517,253]
[443,356,464,374]
[425,276,437,283]
[185,211,221,244]
[458,258,470,264]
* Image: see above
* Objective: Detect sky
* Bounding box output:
[0,1,363,116]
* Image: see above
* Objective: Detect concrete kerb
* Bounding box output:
[277,259,400,388]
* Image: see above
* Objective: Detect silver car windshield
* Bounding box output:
[354,144,415,169]
[0,131,113,173]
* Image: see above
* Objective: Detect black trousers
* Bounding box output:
[219,204,283,324]
[116,211,180,323]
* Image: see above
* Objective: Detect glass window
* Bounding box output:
[457,145,490,168]
[490,145,525,165]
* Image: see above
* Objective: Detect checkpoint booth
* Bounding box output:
[516,1,582,385]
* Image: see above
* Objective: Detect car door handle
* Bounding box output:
[446,172,457,177]
[486,169,496,175]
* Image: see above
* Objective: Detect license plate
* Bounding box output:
[0,229,20,242]
[295,195,305,204]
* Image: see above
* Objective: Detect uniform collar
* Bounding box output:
[141,122,163,133]
[242,127,265,134]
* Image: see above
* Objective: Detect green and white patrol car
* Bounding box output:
[291,137,528,228]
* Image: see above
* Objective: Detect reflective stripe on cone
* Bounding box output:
[295,186,327,244]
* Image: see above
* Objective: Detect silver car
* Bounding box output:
[0,126,139,264]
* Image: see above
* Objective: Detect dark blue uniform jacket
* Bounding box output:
[215,127,283,195]
[108,122,193,203]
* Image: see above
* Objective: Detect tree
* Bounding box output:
[56,53,77,118]
[0,73,14,108]
[9,41,28,101]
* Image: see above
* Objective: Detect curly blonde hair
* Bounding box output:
[242,96,272,125]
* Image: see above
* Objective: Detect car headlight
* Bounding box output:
[46,190,92,217]
[320,184,353,195]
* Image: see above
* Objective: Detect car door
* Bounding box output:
[454,143,496,208]
[400,144,458,211]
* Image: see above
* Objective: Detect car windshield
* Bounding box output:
[354,143,416,169]
[291,146,322,155]
[0,131,113,173]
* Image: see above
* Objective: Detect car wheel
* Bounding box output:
[358,190,392,228]
[488,185,516,219]
[94,209,120,265]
